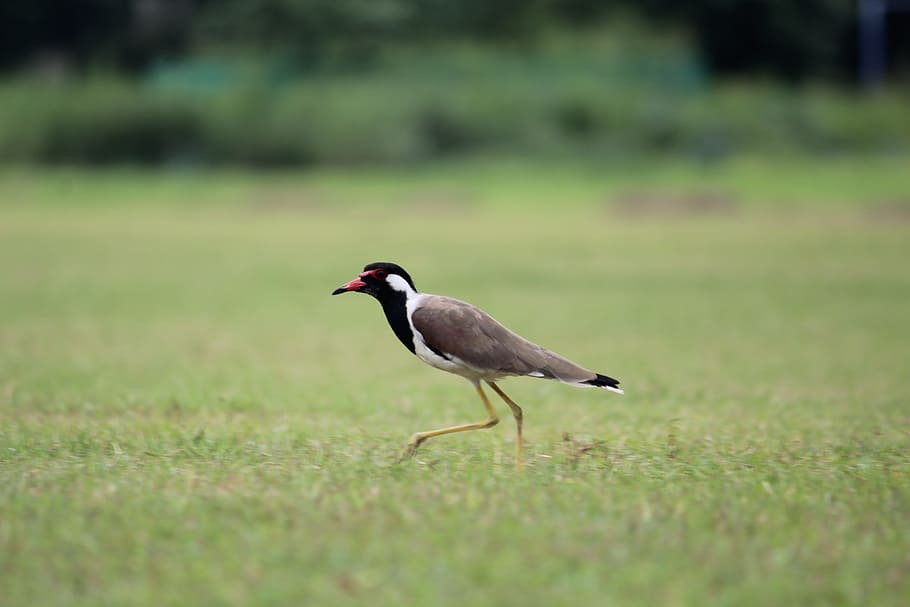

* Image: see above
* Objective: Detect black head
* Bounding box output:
[331,262,418,299]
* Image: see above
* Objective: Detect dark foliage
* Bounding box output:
[2,1,908,83]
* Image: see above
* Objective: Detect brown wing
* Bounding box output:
[411,295,598,383]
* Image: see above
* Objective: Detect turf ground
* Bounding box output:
[1,157,909,606]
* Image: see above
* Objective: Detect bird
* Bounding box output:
[331,262,622,470]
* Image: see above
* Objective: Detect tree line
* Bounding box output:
[1,0,894,83]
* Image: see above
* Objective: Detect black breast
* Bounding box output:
[379,292,416,354]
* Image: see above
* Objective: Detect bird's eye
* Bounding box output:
[374,269,388,280]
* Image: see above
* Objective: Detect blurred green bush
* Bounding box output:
[1,73,907,167]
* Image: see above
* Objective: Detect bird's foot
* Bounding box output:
[399,434,425,462]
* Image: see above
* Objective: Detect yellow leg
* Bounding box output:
[403,382,499,459]
[487,382,524,472]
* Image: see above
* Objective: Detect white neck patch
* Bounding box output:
[386,274,417,296]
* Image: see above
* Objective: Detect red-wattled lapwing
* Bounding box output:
[332,262,623,470]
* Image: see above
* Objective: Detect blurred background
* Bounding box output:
[3,6,910,605]
[1,0,909,167]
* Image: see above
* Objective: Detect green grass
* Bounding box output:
[1,157,909,606]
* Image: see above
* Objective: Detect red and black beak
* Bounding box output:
[332,272,368,295]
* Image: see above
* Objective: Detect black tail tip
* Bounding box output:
[584,373,623,393]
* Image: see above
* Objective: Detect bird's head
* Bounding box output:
[332,262,417,300]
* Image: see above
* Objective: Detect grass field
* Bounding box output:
[2,157,909,606]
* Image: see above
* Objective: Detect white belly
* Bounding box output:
[412,328,480,379]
